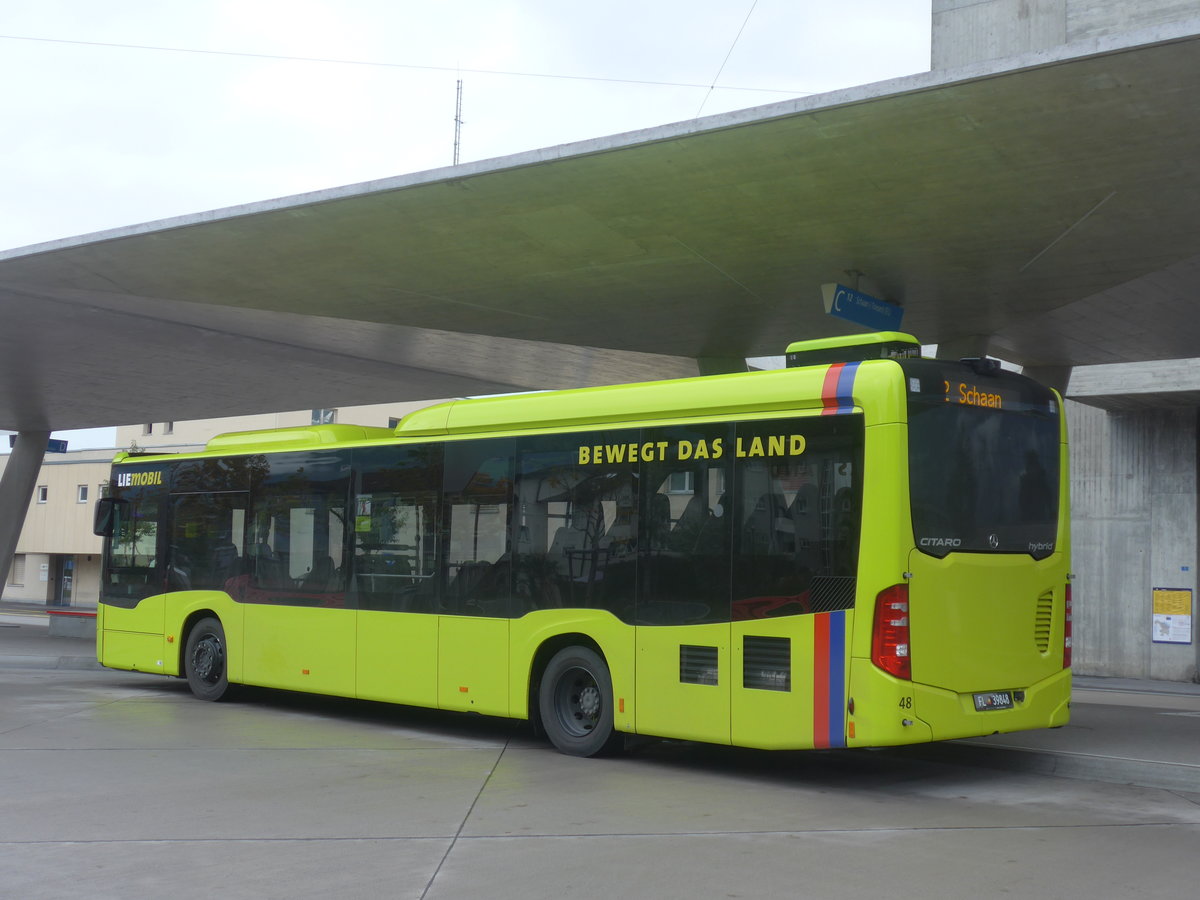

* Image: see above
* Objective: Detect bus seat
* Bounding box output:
[647,493,672,550]
[252,543,289,590]
[302,556,337,592]
[208,542,241,588]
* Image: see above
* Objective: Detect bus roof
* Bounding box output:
[117,350,919,462]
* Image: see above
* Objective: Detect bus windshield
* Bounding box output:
[901,360,1060,559]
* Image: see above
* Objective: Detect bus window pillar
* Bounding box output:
[0,430,50,597]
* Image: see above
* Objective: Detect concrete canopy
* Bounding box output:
[2,20,1199,432]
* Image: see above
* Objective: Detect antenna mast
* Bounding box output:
[453,79,463,165]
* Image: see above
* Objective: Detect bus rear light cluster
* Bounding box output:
[872,584,911,680]
[1063,583,1073,669]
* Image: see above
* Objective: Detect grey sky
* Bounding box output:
[2,1,931,251]
[1,1,931,447]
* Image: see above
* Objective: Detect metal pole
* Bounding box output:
[453,79,463,165]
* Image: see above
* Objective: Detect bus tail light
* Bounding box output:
[872,584,911,680]
[1063,583,1073,669]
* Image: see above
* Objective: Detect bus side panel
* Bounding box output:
[98,595,166,674]
[508,611,635,730]
[159,592,245,680]
[438,616,509,716]
[847,658,931,747]
[95,602,103,662]
[845,415,928,748]
[635,623,730,745]
[851,421,912,662]
[731,613,853,750]
[241,605,356,697]
[356,611,439,708]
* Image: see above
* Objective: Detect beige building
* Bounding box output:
[1,399,436,608]
[0,448,110,606]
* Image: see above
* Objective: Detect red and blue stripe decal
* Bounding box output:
[812,610,847,749]
[820,361,860,415]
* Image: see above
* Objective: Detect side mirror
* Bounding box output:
[93,497,126,537]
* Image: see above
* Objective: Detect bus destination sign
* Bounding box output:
[945,380,1005,408]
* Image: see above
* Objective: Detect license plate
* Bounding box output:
[973,691,1013,711]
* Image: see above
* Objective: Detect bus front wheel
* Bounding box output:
[185,617,233,701]
[539,646,623,757]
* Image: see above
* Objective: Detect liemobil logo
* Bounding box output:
[115,471,163,488]
[1028,541,1055,552]
[988,533,1000,549]
[919,537,961,548]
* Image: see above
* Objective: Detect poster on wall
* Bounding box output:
[1152,587,1193,645]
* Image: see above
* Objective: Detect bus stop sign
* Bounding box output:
[7,436,68,453]
[822,283,904,331]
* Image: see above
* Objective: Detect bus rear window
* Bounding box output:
[903,361,1060,559]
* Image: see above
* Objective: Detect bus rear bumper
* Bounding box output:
[914,667,1072,742]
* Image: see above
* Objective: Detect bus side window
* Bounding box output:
[106,497,164,598]
[637,424,733,626]
[352,492,439,611]
[168,493,248,593]
[443,439,514,617]
[732,418,862,621]
[513,430,639,619]
[351,444,443,613]
[243,449,352,606]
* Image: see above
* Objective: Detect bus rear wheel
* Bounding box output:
[185,617,233,701]
[539,646,623,757]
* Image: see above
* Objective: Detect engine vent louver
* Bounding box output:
[680,645,719,685]
[1034,590,1054,653]
[744,636,791,692]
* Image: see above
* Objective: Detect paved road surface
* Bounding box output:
[1,613,1197,899]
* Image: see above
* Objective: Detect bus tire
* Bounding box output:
[185,617,233,701]
[539,646,623,757]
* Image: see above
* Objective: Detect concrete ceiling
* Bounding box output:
[2,21,1199,432]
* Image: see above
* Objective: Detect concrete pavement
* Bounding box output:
[2,606,1197,792]
[2,610,1198,900]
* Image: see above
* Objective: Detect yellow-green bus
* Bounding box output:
[93,333,1071,757]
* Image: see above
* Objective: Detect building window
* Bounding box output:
[665,471,694,494]
[388,417,401,430]
[36,485,48,503]
[142,423,154,435]
[312,408,337,425]
[164,422,175,435]
[77,485,89,504]
[9,554,24,586]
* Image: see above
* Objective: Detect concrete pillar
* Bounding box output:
[0,430,49,596]
[1067,403,1199,682]
[932,1,1067,69]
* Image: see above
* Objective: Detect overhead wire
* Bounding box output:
[0,33,810,97]
[695,0,760,117]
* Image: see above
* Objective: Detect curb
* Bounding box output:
[886,740,1200,794]
[0,655,102,671]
